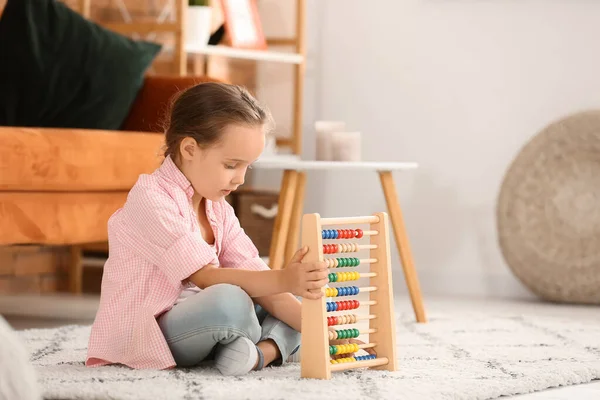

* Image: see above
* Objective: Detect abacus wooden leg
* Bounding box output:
[369,212,398,371]
[284,171,307,265]
[300,213,331,380]
[378,171,427,323]
[268,170,298,270]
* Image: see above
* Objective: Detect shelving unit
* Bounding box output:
[188,0,306,155]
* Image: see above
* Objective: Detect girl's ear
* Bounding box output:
[179,137,197,161]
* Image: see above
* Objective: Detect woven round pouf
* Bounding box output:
[497,110,600,304]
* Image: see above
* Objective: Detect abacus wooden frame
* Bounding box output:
[300,212,398,380]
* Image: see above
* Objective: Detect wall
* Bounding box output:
[255,0,600,300]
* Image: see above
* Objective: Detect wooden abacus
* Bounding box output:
[300,212,397,379]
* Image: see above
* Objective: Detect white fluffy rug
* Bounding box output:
[18,305,600,400]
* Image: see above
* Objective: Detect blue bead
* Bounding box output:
[322,230,326,239]
[326,302,331,312]
[354,286,359,295]
[332,302,337,311]
[327,230,333,239]
[333,230,338,239]
[329,230,335,239]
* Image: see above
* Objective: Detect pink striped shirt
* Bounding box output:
[86,155,269,370]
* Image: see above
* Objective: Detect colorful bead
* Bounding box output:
[355,354,376,361]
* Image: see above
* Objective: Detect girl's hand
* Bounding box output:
[282,246,329,299]
[328,326,376,358]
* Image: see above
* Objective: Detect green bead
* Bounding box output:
[336,258,341,268]
[354,257,359,266]
[339,258,345,267]
[353,329,359,338]
[330,345,335,355]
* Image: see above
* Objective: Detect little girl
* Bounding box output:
[85,82,331,375]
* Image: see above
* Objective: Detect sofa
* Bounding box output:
[0,75,219,294]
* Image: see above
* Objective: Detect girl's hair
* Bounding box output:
[163,82,274,159]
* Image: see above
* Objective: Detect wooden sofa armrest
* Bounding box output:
[121,75,222,133]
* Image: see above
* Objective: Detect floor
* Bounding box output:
[1,292,599,399]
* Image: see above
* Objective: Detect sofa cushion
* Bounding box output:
[0,0,162,130]
[122,75,222,132]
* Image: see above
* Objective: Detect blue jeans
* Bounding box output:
[157,283,300,368]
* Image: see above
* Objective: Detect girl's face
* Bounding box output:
[178,124,265,203]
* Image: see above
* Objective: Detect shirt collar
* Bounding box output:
[157,155,195,199]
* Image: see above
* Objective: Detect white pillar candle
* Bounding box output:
[315,121,346,161]
[331,131,362,162]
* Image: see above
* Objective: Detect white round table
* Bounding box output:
[252,156,426,323]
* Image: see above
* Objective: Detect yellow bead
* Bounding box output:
[330,359,338,364]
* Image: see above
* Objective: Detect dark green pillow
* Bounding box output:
[0,0,162,130]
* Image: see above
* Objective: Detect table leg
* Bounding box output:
[268,170,298,270]
[284,171,307,265]
[378,171,427,323]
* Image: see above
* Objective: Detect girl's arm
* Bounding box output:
[189,266,286,298]
[189,246,329,300]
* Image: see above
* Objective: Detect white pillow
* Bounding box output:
[0,316,41,400]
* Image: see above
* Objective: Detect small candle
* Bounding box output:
[315,121,346,161]
[331,131,361,162]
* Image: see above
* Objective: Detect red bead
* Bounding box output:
[344,300,351,310]
[326,244,331,254]
[339,301,346,311]
[346,229,352,238]
[355,229,363,238]
[332,316,338,325]
[333,244,338,253]
[352,300,359,309]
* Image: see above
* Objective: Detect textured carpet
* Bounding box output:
[18,304,600,400]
